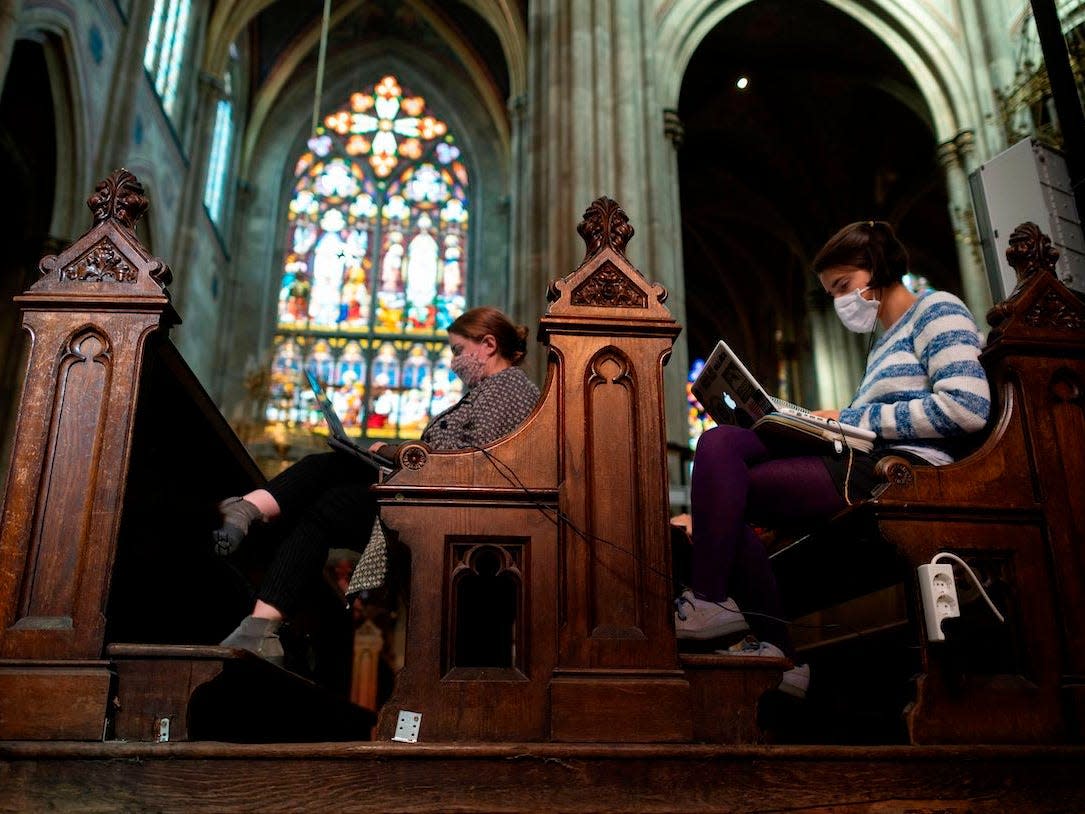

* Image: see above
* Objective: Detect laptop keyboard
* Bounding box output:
[768,395,812,416]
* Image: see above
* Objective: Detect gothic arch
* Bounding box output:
[458,0,527,98]
[202,1,518,179]
[220,46,511,416]
[15,6,90,240]
[656,0,973,144]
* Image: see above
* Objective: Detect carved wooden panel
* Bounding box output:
[583,349,644,637]
[374,197,684,741]
[571,261,647,309]
[445,537,528,677]
[15,330,113,627]
[0,169,174,742]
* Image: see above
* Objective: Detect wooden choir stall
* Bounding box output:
[0,171,1083,812]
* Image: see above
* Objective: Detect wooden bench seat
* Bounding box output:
[108,644,375,743]
[1,171,1080,752]
[768,222,1085,744]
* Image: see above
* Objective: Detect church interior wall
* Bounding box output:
[1,0,1077,464]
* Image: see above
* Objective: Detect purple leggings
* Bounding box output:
[690,425,847,658]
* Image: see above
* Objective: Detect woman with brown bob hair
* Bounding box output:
[215,306,539,663]
[676,221,991,699]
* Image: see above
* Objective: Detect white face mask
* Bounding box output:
[833,286,880,333]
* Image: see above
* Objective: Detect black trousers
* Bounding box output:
[258,452,378,615]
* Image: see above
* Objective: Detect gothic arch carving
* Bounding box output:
[15,6,92,240]
[234,1,514,176]
[656,0,969,143]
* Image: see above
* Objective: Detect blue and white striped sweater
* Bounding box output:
[838,290,991,464]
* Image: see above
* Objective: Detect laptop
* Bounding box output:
[304,369,396,471]
[691,340,876,452]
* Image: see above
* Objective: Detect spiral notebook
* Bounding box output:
[691,340,875,454]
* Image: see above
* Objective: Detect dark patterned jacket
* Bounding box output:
[419,366,539,450]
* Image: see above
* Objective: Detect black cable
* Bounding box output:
[471,444,872,636]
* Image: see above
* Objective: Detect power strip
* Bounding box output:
[917,562,960,641]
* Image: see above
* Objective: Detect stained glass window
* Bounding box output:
[269,74,470,442]
[203,67,234,226]
[143,0,192,118]
[687,357,716,449]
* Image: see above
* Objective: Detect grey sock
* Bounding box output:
[220,615,284,665]
[212,497,264,556]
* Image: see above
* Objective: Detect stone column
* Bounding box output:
[0,0,23,90]
[168,70,225,323]
[808,295,867,411]
[937,130,993,320]
[506,92,541,375]
[660,108,690,447]
[518,0,689,445]
[94,0,156,181]
[212,177,256,410]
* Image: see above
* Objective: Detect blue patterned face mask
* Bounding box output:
[834,286,880,333]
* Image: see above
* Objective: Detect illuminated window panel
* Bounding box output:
[687,357,715,449]
[271,74,470,444]
[143,0,191,118]
[203,94,233,224]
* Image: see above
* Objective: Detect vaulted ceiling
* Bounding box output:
[678,0,957,394]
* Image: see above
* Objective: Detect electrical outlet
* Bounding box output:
[392,710,421,743]
[918,563,960,641]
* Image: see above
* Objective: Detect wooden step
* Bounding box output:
[107,644,375,743]
[9,741,1082,812]
[680,651,787,743]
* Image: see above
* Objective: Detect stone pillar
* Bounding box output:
[808,295,867,411]
[168,70,226,322]
[506,92,541,375]
[518,0,689,445]
[661,108,690,447]
[0,0,23,90]
[937,130,993,320]
[957,0,1009,159]
[211,177,256,410]
[94,0,156,181]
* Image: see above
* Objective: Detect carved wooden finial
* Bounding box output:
[86,168,149,228]
[577,197,634,261]
[1005,221,1059,287]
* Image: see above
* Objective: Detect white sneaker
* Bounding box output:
[674,589,750,640]
[718,637,810,699]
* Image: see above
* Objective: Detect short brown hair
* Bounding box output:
[448,306,530,366]
[812,220,908,287]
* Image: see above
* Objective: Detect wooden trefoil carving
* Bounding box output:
[571,261,647,309]
[1024,291,1085,331]
[62,240,136,283]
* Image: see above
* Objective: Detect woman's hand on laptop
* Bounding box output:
[812,409,841,420]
